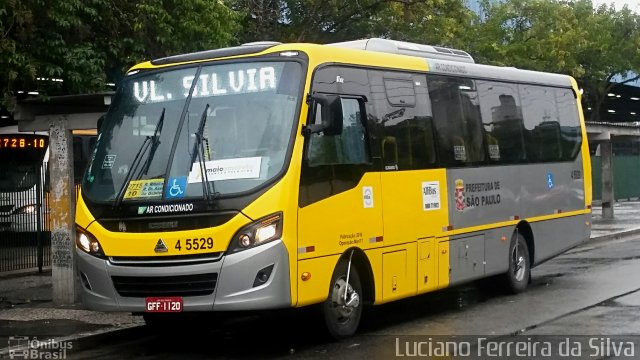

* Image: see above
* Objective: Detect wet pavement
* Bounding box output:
[2,202,640,358]
[57,231,640,359]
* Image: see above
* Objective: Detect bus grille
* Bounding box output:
[109,252,223,267]
[111,273,218,298]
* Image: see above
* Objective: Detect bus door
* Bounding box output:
[375,71,449,299]
[297,66,382,306]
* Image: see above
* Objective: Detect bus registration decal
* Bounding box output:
[187,157,262,183]
[123,179,164,199]
[363,186,374,208]
[422,181,440,211]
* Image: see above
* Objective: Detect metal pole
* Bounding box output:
[601,140,614,220]
[36,162,43,273]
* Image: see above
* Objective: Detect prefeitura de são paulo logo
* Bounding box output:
[455,179,465,212]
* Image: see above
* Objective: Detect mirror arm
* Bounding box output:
[302,123,327,136]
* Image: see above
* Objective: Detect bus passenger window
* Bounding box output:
[379,74,436,170]
[519,84,562,162]
[427,75,484,166]
[476,81,526,164]
[308,98,368,167]
[556,88,582,161]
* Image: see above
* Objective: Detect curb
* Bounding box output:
[589,227,640,244]
[0,323,146,358]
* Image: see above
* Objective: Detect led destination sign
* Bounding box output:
[132,65,279,104]
[0,135,47,149]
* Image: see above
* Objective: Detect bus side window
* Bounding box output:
[427,75,485,166]
[307,98,368,167]
[556,88,582,161]
[476,81,526,164]
[379,73,437,170]
[519,84,562,162]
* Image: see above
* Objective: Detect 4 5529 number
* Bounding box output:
[174,237,213,251]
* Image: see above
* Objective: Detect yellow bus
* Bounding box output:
[75,38,591,338]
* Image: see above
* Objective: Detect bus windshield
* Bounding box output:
[0,135,48,192]
[83,60,303,203]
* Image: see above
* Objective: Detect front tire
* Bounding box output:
[322,259,363,339]
[504,232,531,294]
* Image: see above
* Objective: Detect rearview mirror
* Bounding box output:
[306,94,343,136]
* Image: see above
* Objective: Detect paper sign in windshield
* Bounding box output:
[188,157,262,183]
[124,179,164,199]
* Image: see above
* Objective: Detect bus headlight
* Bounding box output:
[229,213,282,253]
[76,226,105,257]
[13,204,37,215]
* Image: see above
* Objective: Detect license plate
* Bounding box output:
[145,297,183,312]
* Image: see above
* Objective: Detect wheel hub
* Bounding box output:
[331,278,360,319]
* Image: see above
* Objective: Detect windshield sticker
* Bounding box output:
[101,155,117,169]
[123,179,164,199]
[165,176,187,199]
[187,157,262,183]
[422,181,440,211]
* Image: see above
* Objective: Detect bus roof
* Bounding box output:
[128,41,574,89]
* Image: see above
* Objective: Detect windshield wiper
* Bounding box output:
[139,108,166,177]
[190,104,217,202]
[113,108,165,208]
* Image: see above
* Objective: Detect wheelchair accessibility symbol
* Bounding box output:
[166,176,187,199]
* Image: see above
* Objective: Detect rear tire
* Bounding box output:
[322,259,363,339]
[504,232,531,294]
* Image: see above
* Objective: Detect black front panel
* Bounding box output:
[112,273,218,297]
[99,211,236,233]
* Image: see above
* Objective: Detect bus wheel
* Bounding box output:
[322,259,363,339]
[505,233,530,294]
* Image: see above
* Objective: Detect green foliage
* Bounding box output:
[471,0,640,121]
[229,0,474,45]
[3,0,640,124]
[0,0,239,109]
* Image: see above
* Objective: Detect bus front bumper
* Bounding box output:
[76,239,291,312]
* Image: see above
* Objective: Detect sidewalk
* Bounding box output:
[1,202,640,357]
[590,201,640,240]
[0,271,143,358]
